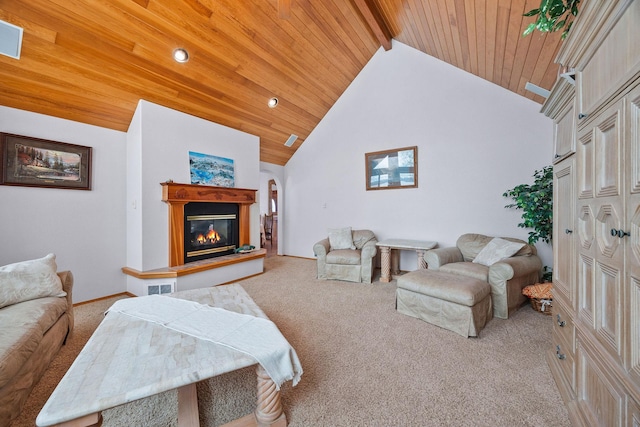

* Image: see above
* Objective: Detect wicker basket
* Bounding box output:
[531,297,552,315]
[523,283,553,315]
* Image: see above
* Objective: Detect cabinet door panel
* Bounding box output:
[577,99,625,363]
[628,87,640,195]
[596,203,623,258]
[595,261,623,361]
[630,275,640,394]
[627,85,640,391]
[579,254,595,327]
[629,396,640,426]
[579,1,640,116]
[555,100,577,160]
[554,157,576,305]
[579,128,594,199]
[576,340,625,427]
[595,104,622,197]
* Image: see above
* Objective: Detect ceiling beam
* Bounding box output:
[352,0,392,51]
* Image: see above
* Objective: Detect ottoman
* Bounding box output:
[396,269,493,338]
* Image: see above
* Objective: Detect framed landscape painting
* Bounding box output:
[189,151,235,187]
[0,133,92,190]
[365,146,417,190]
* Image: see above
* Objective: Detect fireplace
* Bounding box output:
[184,202,239,263]
[161,182,256,267]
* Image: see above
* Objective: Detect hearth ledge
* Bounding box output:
[122,249,267,279]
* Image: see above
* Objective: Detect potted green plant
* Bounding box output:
[523,0,581,40]
[503,165,553,281]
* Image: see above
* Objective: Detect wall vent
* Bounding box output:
[147,284,174,295]
[0,20,23,59]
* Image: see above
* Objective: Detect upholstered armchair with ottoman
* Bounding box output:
[396,233,541,338]
[313,227,377,284]
[424,233,542,319]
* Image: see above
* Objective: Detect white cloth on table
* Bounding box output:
[106,295,302,389]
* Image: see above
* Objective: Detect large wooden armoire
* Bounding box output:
[541,0,640,425]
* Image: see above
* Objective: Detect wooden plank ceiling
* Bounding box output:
[0,0,564,166]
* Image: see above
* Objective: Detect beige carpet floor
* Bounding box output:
[12,256,571,426]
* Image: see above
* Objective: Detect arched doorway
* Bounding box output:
[260,172,283,256]
[264,179,278,256]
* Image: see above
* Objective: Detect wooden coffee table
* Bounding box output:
[376,239,437,282]
[36,284,294,427]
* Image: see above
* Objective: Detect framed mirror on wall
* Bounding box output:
[365,146,417,190]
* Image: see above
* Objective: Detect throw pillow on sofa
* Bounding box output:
[0,253,66,308]
[472,238,525,266]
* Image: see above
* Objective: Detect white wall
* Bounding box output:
[0,106,127,303]
[284,41,554,270]
[260,162,285,254]
[126,101,261,273]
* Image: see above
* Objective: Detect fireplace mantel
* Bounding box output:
[161,182,257,267]
[161,182,257,204]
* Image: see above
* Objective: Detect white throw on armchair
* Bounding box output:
[313,228,378,284]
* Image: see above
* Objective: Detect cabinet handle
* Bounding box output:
[556,345,566,360]
[556,314,566,327]
[565,229,573,234]
[578,113,587,119]
[611,228,630,238]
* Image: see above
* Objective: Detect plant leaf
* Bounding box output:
[523,23,536,36]
[571,3,580,15]
[548,0,567,18]
[553,19,566,31]
[503,165,553,245]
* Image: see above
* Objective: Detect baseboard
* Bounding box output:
[281,254,315,261]
[73,292,135,307]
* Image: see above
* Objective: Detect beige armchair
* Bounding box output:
[424,233,542,319]
[313,228,377,284]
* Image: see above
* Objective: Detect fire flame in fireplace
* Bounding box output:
[196,226,221,244]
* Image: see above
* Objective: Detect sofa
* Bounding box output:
[424,233,542,319]
[0,254,74,426]
[313,228,378,284]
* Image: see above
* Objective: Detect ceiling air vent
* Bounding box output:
[284,134,298,147]
[0,19,23,59]
[524,82,550,99]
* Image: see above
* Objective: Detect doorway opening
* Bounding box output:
[263,179,278,256]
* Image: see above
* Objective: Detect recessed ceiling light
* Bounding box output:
[268,97,279,108]
[173,48,189,63]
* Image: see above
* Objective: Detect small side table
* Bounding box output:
[376,239,437,283]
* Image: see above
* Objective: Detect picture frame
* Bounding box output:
[189,151,235,187]
[0,133,92,190]
[365,146,418,190]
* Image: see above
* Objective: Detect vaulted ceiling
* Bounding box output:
[0,0,564,165]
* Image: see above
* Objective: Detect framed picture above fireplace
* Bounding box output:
[189,151,235,187]
[0,133,92,190]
